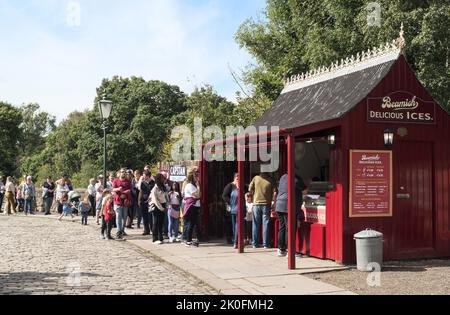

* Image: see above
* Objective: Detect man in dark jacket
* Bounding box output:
[275,173,308,257]
[139,171,155,236]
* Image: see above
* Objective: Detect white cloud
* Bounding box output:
[0,0,257,123]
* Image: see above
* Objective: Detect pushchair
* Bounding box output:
[68,191,81,215]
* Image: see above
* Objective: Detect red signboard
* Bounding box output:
[349,150,393,217]
[367,91,435,124]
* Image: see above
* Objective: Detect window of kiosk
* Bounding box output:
[296,140,330,225]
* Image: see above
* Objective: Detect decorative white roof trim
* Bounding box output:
[282,24,406,95]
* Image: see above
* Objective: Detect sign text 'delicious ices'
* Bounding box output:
[367,92,435,124]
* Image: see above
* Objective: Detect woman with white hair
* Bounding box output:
[22,176,36,215]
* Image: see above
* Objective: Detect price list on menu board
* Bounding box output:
[350,150,393,217]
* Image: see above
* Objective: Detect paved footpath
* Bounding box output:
[0,215,216,295]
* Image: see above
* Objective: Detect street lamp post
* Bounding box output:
[98,95,113,188]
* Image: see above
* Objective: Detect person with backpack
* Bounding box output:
[22,176,36,215]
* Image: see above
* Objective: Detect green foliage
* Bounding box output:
[179,85,237,133]
[0,102,22,176]
[18,77,188,186]
[94,77,187,170]
[8,0,448,186]
[19,103,56,156]
[70,161,99,189]
[236,0,450,110]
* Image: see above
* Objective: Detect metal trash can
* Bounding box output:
[354,229,383,272]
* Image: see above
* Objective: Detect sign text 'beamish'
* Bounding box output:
[367,91,435,124]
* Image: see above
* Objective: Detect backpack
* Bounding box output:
[23,184,34,200]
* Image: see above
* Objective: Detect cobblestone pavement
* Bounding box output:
[0,215,217,295]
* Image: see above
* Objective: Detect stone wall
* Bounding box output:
[34,188,86,212]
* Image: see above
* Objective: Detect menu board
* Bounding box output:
[349,150,393,217]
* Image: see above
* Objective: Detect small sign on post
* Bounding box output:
[169,165,187,182]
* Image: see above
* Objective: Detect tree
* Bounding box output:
[25,76,189,186]
[0,102,22,176]
[19,103,56,156]
[179,85,237,133]
[93,76,187,170]
[236,0,450,111]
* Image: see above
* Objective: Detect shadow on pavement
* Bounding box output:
[0,271,107,294]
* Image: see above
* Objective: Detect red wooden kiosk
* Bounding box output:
[200,27,450,269]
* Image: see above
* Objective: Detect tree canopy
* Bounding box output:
[0,102,22,176]
[1,0,448,186]
[235,0,449,110]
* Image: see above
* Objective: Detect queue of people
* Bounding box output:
[1,167,310,258]
[0,175,39,215]
[74,166,203,247]
[0,167,204,249]
[222,171,310,258]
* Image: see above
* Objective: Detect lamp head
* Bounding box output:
[98,96,113,120]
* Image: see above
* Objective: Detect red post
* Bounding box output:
[287,134,296,269]
[200,158,209,241]
[238,146,245,254]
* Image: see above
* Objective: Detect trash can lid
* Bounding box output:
[354,228,383,239]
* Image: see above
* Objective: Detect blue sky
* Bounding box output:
[0,0,266,122]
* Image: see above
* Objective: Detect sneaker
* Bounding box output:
[100,235,106,240]
[277,249,287,257]
[169,237,174,243]
[264,246,270,250]
[233,244,238,249]
[153,240,162,245]
[185,242,193,247]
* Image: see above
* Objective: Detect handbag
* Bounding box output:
[270,210,278,220]
[149,204,158,212]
